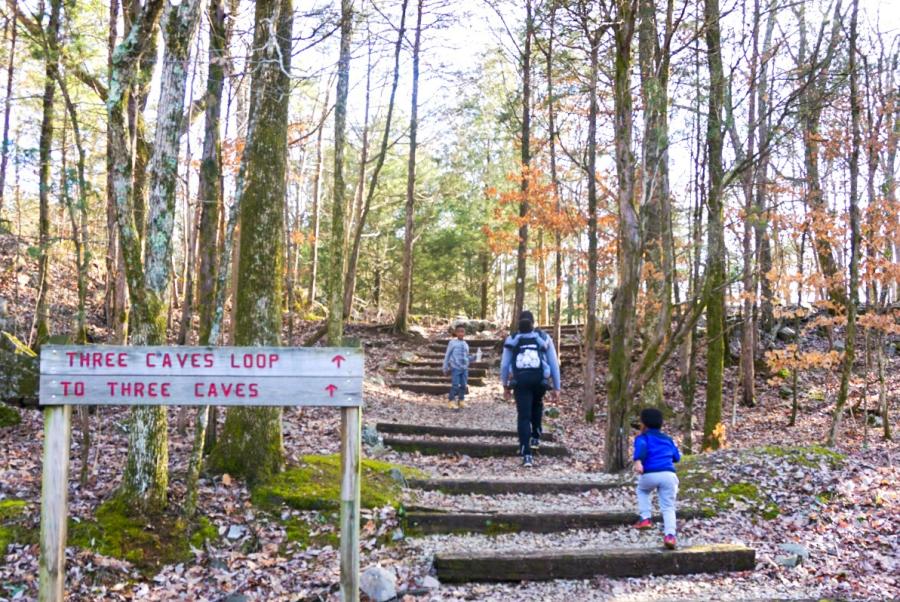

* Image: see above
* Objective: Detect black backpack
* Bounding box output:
[507,331,546,379]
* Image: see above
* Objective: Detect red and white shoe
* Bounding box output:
[663,534,677,549]
[633,518,653,530]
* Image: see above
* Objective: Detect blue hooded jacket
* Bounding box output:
[633,429,681,473]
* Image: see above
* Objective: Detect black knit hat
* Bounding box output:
[518,310,535,333]
[640,408,664,429]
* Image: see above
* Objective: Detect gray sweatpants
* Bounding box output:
[637,471,679,536]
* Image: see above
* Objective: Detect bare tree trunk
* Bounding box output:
[344,0,408,319]
[827,0,860,447]
[511,0,533,332]
[0,1,16,217]
[394,0,423,334]
[544,5,562,344]
[33,0,62,349]
[739,0,761,408]
[582,29,600,422]
[306,83,329,308]
[606,0,639,471]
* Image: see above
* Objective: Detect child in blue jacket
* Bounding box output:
[632,407,681,549]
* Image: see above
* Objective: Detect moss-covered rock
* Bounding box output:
[759,444,844,469]
[68,497,217,573]
[283,515,339,548]
[678,445,846,521]
[251,454,423,512]
[0,404,21,428]
[0,332,38,404]
[0,499,30,557]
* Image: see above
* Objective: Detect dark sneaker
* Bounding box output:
[530,437,540,448]
[523,454,534,468]
[633,518,653,530]
[664,534,677,549]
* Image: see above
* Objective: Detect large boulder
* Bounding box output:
[450,318,496,335]
[360,565,397,602]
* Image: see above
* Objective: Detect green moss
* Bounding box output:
[69,497,215,573]
[0,499,30,557]
[252,454,423,512]
[776,368,791,379]
[0,405,21,428]
[283,515,339,549]
[807,388,826,401]
[189,516,218,548]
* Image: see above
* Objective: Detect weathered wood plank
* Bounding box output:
[434,544,756,582]
[399,376,487,386]
[41,345,363,376]
[407,478,625,495]
[38,375,362,406]
[377,422,555,442]
[339,406,361,601]
[38,405,71,602]
[405,509,705,535]
[383,436,569,457]
[39,346,364,407]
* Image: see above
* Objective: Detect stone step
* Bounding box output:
[376,422,555,442]
[407,478,625,495]
[383,436,569,457]
[434,339,501,348]
[434,544,756,582]
[401,367,488,378]
[405,509,704,535]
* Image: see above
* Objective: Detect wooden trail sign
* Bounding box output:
[37,345,364,602]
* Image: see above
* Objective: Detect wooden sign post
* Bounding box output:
[38,345,364,602]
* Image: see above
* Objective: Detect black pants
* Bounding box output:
[513,372,546,456]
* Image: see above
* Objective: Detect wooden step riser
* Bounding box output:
[407,479,624,495]
[376,423,555,442]
[433,339,501,348]
[406,510,703,535]
[407,361,494,370]
[396,384,488,395]
[402,369,488,378]
[434,544,756,582]
[398,377,487,386]
[383,437,569,457]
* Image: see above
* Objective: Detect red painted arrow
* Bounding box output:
[332,354,346,368]
[325,384,338,398]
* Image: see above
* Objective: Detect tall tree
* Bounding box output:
[32,0,62,348]
[211,0,293,484]
[328,0,353,343]
[606,0,640,470]
[109,0,201,512]
[394,0,424,333]
[511,0,534,332]
[701,0,727,451]
[344,0,409,319]
[637,0,675,410]
[796,0,846,311]
[827,0,860,446]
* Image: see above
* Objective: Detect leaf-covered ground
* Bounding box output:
[0,321,898,601]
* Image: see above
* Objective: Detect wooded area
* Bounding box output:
[0,0,897,599]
